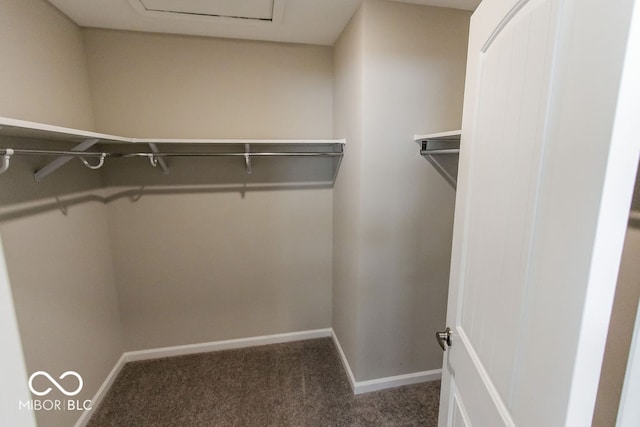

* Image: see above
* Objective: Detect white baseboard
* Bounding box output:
[331,329,441,394]
[74,353,127,427]
[353,369,442,394]
[330,329,358,390]
[124,328,332,362]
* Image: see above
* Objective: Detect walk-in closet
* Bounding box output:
[2,0,639,426]
[0,0,468,425]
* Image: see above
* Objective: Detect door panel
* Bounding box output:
[439,0,640,425]
[450,330,515,425]
[452,0,558,422]
[452,392,471,427]
[459,0,557,406]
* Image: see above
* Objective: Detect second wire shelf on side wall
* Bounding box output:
[414,130,461,188]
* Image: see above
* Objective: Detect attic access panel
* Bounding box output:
[139,0,275,21]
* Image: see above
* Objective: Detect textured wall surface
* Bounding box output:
[0,2,121,426]
[83,29,335,350]
[333,0,470,381]
[0,0,95,128]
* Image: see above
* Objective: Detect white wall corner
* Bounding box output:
[330,329,358,392]
[74,353,127,427]
[330,329,441,395]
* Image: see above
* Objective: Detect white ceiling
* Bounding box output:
[47,0,481,46]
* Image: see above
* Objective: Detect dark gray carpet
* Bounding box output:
[88,338,440,426]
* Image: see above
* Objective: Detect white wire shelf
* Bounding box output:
[414,130,461,188]
[0,116,345,181]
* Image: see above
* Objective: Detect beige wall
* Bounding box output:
[333,0,470,381]
[0,171,123,427]
[0,0,94,129]
[333,5,365,379]
[83,29,335,350]
[105,186,332,350]
[83,29,332,139]
[0,2,122,427]
[359,0,468,380]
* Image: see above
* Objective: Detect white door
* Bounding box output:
[438,0,640,425]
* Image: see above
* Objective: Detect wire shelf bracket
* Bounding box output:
[34,138,100,183]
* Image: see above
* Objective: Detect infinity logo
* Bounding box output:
[28,371,83,397]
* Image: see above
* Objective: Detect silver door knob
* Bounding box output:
[436,327,452,351]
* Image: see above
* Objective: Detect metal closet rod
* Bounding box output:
[420,149,460,155]
[0,148,343,157]
[0,146,343,178]
[118,152,343,158]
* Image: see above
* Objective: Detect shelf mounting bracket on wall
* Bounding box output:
[147,142,170,175]
[34,138,100,183]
